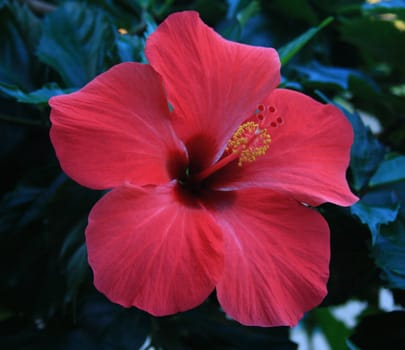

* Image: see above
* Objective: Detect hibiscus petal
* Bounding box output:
[210,188,330,327]
[50,62,187,189]
[210,89,358,206]
[86,183,224,316]
[146,11,280,171]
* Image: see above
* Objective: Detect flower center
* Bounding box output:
[225,121,271,166]
[189,120,271,183]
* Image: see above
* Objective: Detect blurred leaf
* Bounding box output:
[294,61,371,90]
[236,0,260,28]
[340,17,405,75]
[346,339,361,350]
[138,11,157,63]
[0,82,75,105]
[311,308,351,350]
[37,2,115,87]
[151,302,297,350]
[12,173,68,234]
[65,244,89,303]
[79,297,150,350]
[349,311,405,350]
[369,155,405,187]
[391,83,405,97]
[0,169,68,256]
[321,203,379,305]
[278,16,333,66]
[351,200,400,244]
[191,0,227,25]
[269,0,318,25]
[116,34,145,62]
[59,219,87,260]
[60,330,99,350]
[0,118,26,158]
[363,0,405,14]
[227,0,256,20]
[221,0,260,41]
[0,329,68,350]
[312,0,363,14]
[0,0,41,89]
[373,218,405,289]
[149,0,175,18]
[101,308,150,350]
[0,186,42,235]
[340,107,386,191]
[0,307,14,321]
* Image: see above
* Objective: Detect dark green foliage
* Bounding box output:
[0,1,42,89]
[0,82,75,105]
[278,17,333,66]
[345,108,386,192]
[348,311,405,350]
[1,0,405,349]
[150,301,296,350]
[37,2,116,87]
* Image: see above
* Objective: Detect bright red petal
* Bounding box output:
[146,11,280,171]
[210,89,358,206]
[50,63,187,190]
[86,184,223,316]
[210,189,329,327]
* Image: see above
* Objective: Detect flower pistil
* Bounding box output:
[225,121,271,166]
[190,120,271,183]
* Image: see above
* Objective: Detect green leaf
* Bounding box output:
[0,81,75,104]
[373,218,405,289]
[340,17,405,75]
[369,155,405,187]
[0,186,41,236]
[294,61,370,90]
[59,219,87,260]
[311,308,351,350]
[116,34,145,63]
[351,200,400,244]
[278,16,333,66]
[13,173,68,234]
[221,0,260,41]
[79,298,150,350]
[65,243,89,302]
[340,107,386,191]
[236,0,260,28]
[37,2,115,87]
[269,0,319,25]
[0,0,42,89]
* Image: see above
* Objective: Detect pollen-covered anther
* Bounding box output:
[226,121,271,166]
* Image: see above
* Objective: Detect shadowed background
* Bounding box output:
[1,0,404,349]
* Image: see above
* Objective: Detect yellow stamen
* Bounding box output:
[189,121,271,183]
[225,121,271,166]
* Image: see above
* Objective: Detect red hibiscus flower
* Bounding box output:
[49,11,358,326]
